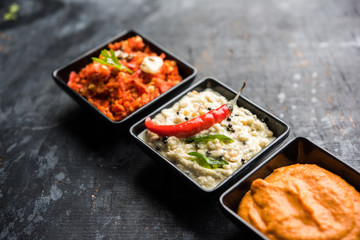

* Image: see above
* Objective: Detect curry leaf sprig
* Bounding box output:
[186,134,234,144]
[92,49,133,74]
[3,3,20,22]
[188,152,229,169]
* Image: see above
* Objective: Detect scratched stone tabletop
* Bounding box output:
[1,0,359,239]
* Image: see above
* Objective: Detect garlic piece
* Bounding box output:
[140,56,163,74]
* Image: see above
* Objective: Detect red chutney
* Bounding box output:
[67,36,182,121]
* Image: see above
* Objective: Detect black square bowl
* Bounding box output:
[52,29,197,126]
[219,137,360,239]
[130,77,290,193]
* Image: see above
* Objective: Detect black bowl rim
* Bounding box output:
[219,136,360,239]
[130,77,290,193]
[52,29,197,125]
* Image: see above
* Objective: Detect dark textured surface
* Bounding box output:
[0,0,359,239]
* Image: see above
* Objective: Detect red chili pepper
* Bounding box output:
[145,104,230,138]
[145,82,246,138]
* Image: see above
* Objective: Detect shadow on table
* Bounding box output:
[56,106,247,239]
[135,163,247,240]
[55,105,132,168]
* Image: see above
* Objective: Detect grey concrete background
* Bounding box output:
[1,0,359,239]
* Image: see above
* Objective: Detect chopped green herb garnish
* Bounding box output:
[92,49,133,74]
[186,134,234,144]
[3,3,20,22]
[188,152,229,169]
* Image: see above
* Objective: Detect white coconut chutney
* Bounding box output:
[141,89,275,189]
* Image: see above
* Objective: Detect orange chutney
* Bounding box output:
[238,164,360,240]
[67,36,182,121]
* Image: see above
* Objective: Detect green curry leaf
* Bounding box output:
[188,152,229,169]
[92,49,133,74]
[3,3,20,22]
[186,135,234,144]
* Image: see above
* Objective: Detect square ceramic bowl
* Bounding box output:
[130,77,290,193]
[52,29,197,126]
[219,137,360,239]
